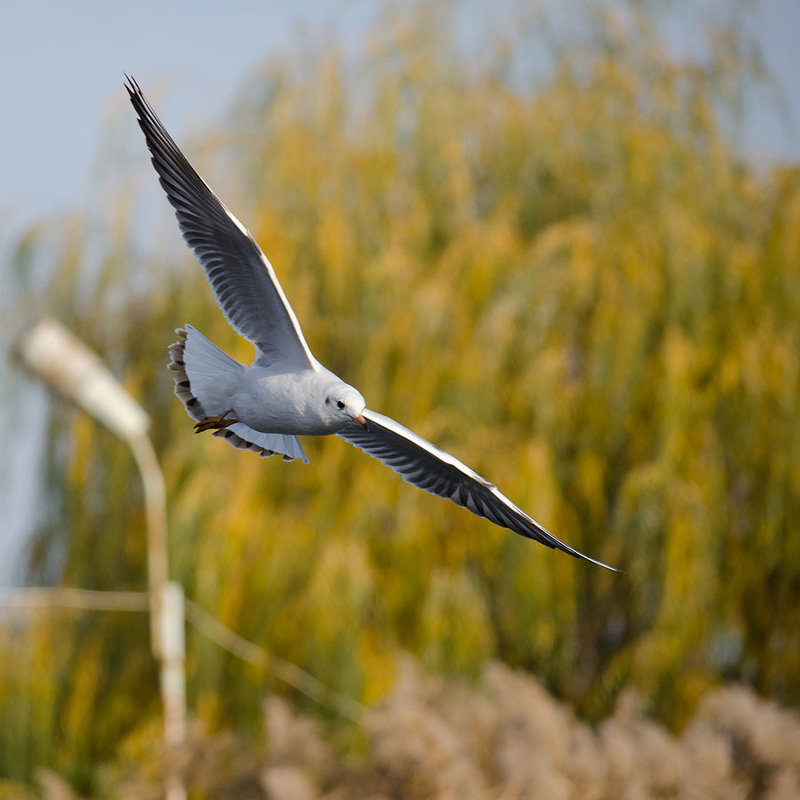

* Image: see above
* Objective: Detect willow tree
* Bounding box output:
[2,0,798,792]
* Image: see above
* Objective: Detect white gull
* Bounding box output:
[126,76,617,572]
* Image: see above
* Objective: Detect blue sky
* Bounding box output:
[0,0,798,238]
[0,1,373,234]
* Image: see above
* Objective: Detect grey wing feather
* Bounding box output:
[338,409,619,571]
[125,76,316,369]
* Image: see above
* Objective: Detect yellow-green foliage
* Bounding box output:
[2,1,799,791]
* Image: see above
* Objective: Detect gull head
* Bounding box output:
[324,383,367,429]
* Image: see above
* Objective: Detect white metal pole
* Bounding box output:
[160,581,187,800]
[129,432,187,800]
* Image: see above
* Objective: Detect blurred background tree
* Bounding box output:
[1,0,799,794]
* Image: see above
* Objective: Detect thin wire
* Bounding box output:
[183,598,365,723]
[0,586,365,723]
[0,587,150,612]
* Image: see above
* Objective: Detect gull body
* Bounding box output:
[191,344,365,436]
[244,369,366,436]
[126,76,618,571]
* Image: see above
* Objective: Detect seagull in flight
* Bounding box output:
[125,76,617,571]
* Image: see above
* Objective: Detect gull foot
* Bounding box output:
[194,410,236,433]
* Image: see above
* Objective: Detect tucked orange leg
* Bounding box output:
[194,410,236,433]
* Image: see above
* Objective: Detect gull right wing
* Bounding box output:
[339,409,619,571]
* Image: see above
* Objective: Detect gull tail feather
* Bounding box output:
[168,324,241,420]
[167,325,308,463]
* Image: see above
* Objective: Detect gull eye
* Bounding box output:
[337,400,345,410]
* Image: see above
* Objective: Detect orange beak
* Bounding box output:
[352,414,367,429]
